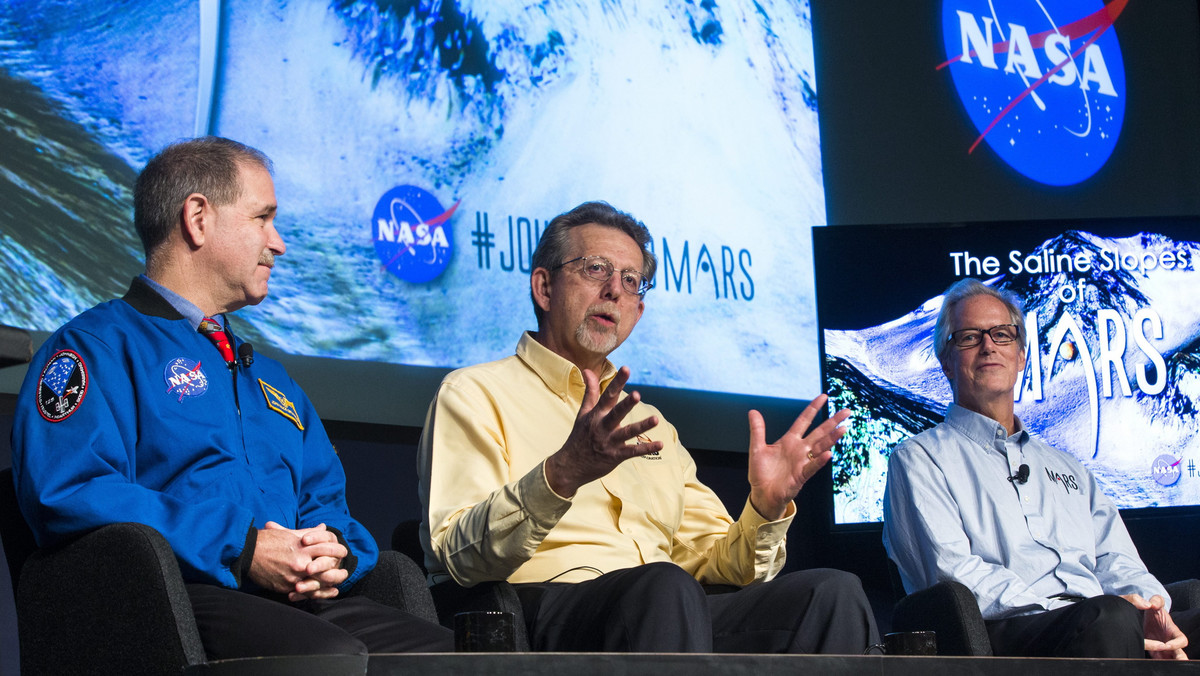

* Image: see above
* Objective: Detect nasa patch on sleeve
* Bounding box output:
[37,349,88,422]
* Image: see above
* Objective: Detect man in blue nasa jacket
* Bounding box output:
[10,137,451,658]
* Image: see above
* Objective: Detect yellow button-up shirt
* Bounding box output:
[417,332,794,587]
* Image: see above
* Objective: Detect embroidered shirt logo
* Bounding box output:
[637,433,661,460]
[260,379,304,431]
[164,357,209,401]
[37,350,87,422]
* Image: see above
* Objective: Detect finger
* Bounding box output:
[1145,638,1172,652]
[804,448,834,472]
[294,578,322,595]
[803,409,852,450]
[1121,593,1150,609]
[305,555,340,576]
[602,389,651,432]
[311,568,349,588]
[617,439,664,461]
[301,541,349,560]
[593,367,632,417]
[578,369,603,415]
[747,410,766,451]
[613,414,659,444]
[264,520,287,531]
[300,527,337,546]
[784,394,829,438]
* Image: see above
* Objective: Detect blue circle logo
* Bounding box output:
[164,357,209,401]
[372,186,457,283]
[1151,454,1182,487]
[941,0,1126,185]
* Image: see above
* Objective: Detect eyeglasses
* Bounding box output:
[948,324,1020,349]
[553,255,654,297]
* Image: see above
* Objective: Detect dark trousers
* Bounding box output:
[515,562,878,653]
[986,595,1200,658]
[187,584,453,660]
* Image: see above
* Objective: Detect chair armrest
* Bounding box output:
[17,522,206,673]
[892,579,992,656]
[347,550,439,625]
[1165,579,1200,612]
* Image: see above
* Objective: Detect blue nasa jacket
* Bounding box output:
[10,277,376,590]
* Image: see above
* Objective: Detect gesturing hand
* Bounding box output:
[250,521,350,601]
[544,366,663,498]
[747,394,851,520]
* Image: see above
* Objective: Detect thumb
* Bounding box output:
[747,409,766,453]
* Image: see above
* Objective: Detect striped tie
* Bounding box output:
[198,317,236,366]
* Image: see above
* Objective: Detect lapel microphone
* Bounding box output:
[1008,464,1030,484]
[237,342,255,368]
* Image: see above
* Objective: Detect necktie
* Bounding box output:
[198,317,236,366]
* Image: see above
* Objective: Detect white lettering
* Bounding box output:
[1003,24,1042,79]
[958,11,997,68]
[1080,43,1117,95]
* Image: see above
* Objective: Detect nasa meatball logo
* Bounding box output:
[37,350,87,422]
[1151,454,1182,487]
[164,357,209,401]
[372,185,459,283]
[940,0,1127,186]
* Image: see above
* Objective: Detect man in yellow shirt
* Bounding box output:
[418,201,877,652]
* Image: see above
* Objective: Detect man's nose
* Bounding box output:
[268,225,286,256]
[599,273,622,299]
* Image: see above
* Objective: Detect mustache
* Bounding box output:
[258,250,276,267]
[587,303,621,323]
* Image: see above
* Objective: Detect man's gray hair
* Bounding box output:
[932,278,1026,362]
[134,136,272,260]
[529,201,657,324]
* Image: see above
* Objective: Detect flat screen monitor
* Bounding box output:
[0,1,826,444]
[814,218,1200,526]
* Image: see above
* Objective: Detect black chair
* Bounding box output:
[0,467,437,674]
[888,557,1200,657]
[888,559,992,656]
[392,519,530,650]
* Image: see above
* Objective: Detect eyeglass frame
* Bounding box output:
[552,255,654,297]
[947,323,1021,349]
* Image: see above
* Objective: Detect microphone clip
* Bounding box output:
[1008,463,1030,484]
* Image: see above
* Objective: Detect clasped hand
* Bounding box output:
[249,521,349,602]
[1122,593,1189,659]
[545,366,663,498]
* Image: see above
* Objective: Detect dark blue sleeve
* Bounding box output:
[11,327,256,588]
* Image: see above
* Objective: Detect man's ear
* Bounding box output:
[531,267,553,314]
[180,192,211,249]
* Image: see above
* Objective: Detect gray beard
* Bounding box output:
[575,316,619,355]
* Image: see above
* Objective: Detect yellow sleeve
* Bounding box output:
[417,376,572,587]
[671,445,794,586]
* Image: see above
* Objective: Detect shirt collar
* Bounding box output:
[137,274,213,331]
[515,331,618,400]
[944,403,1029,448]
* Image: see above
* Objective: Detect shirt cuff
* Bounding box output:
[739,498,794,543]
[527,460,574,518]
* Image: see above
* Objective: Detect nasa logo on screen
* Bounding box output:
[372,185,459,283]
[1150,454,1182,487]
[940,0,1128,186]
